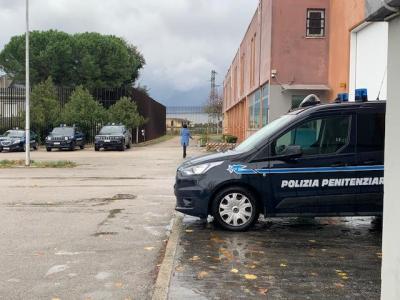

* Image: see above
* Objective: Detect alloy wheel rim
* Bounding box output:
[219,192,253,227]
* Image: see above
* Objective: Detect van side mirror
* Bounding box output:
[279,145,302,160]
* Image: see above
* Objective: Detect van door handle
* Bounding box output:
[331,162,346,167]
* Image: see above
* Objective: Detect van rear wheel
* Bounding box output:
[212,186,259,231]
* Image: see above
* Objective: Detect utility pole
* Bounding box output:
[208,70,221,135]
[25,0,30,166]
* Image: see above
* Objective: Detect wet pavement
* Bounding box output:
[169,216,382,300]
[0,137,203,299]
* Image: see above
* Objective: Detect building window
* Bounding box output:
[306,9,325,37]
[240,54,245,96]
[250,34,256,87]
[291,95,305,109]
[248,89,261,129]
[261,84,269,126]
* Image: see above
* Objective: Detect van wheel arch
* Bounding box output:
[208,182,264,216]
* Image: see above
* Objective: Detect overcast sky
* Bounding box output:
[0,0,258,106]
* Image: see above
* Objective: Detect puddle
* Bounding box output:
[6,194,137,208]
[92,231,118,237]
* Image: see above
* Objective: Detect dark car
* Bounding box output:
[0,129,38,152]
[45,125,85,151]
[94,124,132,151]
[175,100,385,231]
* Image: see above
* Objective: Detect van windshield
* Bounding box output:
[235,114,296,152]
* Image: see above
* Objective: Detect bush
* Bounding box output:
[61,86,107,125]
[223,135,238,144]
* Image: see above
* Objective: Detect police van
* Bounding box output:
[175,99,385,231]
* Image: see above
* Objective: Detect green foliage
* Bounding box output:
[108,97,146,129]
[223,134,238,144]
[0,30,145,89]
[61,86,107,126]
[29,77,60,129]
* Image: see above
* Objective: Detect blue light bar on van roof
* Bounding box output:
[337,93,349,102]
[355,89,368,102]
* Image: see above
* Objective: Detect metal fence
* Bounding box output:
[0,87,166,144]
[166,106,221,135]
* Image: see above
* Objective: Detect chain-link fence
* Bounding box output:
[166,106,221,135]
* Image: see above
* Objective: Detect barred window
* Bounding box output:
[307,9,325,37]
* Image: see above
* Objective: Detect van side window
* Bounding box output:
[357,112,385,152]
[272,115,351,157]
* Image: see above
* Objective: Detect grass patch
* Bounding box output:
[0,160,77,168]
[136,135,175,147]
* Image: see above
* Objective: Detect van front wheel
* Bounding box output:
[212,186,259,231]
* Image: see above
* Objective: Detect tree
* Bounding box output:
[61,86,107,128]
[204,94,223,135]
[29,77,60,128]
[0,30,145,89]
[108,97,146,129]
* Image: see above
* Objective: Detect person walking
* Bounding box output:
[180,124,192,158]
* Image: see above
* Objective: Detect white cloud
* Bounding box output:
[0,0,258,105]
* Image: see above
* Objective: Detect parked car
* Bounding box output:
[175,100,386,231]
[94,123,132,151]
[0,129,38,152]
[45,125,85,151]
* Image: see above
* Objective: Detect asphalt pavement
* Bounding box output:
[0,137,201,300]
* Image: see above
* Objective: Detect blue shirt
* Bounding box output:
[180,128,191,146]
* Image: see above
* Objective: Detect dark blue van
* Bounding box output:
[175,101,385,231]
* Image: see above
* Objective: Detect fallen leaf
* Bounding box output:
[244,274,257,280]
[115,282,123,288]
[185,229,193,233]
[189,256,200,261]
[197,271,209,279]
[258,288,269,295]
[337,272,347,277]
[144,247,155,251]
[210,235,224,243]
[309,240,317,243]
[310,272,318,276]
[280,263,287,267]
[341,276,349,280]
[230,268,239,273]
[175,266,184,272]
[335,269,343,273]
[219,248,234,261]
[335,283,345,288]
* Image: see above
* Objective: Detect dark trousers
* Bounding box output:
[183,145,187,158]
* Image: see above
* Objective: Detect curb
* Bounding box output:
[152,213,183,300]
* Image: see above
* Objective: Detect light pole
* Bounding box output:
[25,0,30,166]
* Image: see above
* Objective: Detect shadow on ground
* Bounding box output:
[169,216,382,300]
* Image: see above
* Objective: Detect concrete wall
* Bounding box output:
[270,0,329,85]
[223,0,330,140]
[381,15,400,300]
[223,0,273,113]
[268,86,328,122]
[328,0,365,100]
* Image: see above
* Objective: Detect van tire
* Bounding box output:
[212,186,259,231]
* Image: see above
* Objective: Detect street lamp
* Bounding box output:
[25,0,30,166]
